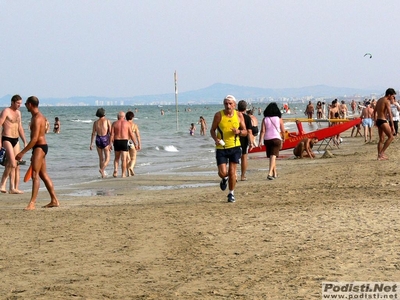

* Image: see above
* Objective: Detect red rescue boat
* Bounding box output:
[249,118,362,153]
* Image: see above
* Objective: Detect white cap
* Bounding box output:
[224,95,236,103]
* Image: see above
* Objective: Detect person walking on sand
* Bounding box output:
[126,111,141,176]
[16,96,59,210]
[237,100,253,181]
[374,88,396,160]
[210,95,247,203]
[258,102,285,180]
[110,111,138,178]
[389,95,400,136]
[90,108,112,178]
[360,101,374,143]
[0,94,27,194]
[247,109,259,146]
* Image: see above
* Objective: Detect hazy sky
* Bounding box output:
[0,0,398,98]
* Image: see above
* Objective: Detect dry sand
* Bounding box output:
[1,128,400,299]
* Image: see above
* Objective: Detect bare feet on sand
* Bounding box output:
[378,153,388,160]
[9,189,24,194]
[24,203,36,210]
[43,201,60,208]
[128,168,135,176]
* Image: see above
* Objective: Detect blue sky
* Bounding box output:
[0,0,398,98]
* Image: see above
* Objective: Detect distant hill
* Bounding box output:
[0,83,383,106]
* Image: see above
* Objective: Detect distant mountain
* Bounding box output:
[0,83,383,106]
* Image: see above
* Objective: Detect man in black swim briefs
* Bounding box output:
[373,88,396,160]
[375,119,388,128]
[110,111,137,177]
[16,96,59,210]
[113,139,129,152]
[32,144,48,155]
[0,95,27,194]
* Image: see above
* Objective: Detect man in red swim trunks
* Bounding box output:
[373,88,396,160]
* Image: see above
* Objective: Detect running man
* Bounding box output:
[210,95,247,203]
[374,88,396,160]
[90,108,112,178]
[16,96,59,210]
[0,95,27,194]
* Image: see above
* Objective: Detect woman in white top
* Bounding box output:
[258,102,285,180]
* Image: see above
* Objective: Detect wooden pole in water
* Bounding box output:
[174,70,179,131]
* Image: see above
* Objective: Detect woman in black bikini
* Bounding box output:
[53,117,60,133]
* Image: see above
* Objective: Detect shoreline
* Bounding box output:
[2,128,400,299]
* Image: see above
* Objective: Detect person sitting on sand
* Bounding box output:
[293,137,318,159]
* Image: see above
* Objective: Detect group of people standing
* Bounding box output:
[90,108,141,178]
[210,88,399,202]
[0,95,59,210]
[359,88,398,160]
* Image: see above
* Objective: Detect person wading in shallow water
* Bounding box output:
[16,96,60,210]
[90,108,112,178]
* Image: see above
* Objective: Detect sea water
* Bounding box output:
[11,102,318,191]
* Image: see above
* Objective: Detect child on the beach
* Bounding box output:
[189,123,196,136]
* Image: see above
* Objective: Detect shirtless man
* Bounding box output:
[329,99,340,119]
[16,96,59,210]
[110,111,137,178]
[339,100,348,119]
[305,101,314,123]
[90,108,111,178]
[351,99,357,114]
[373,88,396,160]
[293,137,318,159]
[360,101,374,143]
[126,111,141,176]
[0,95,27,194]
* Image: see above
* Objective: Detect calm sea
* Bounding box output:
[11,102,319,191]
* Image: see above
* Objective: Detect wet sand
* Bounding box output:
[1,128,400,299]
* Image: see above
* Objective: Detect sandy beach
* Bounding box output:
[1,127,400,299]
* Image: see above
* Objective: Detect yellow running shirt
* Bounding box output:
[216,109,241,150]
